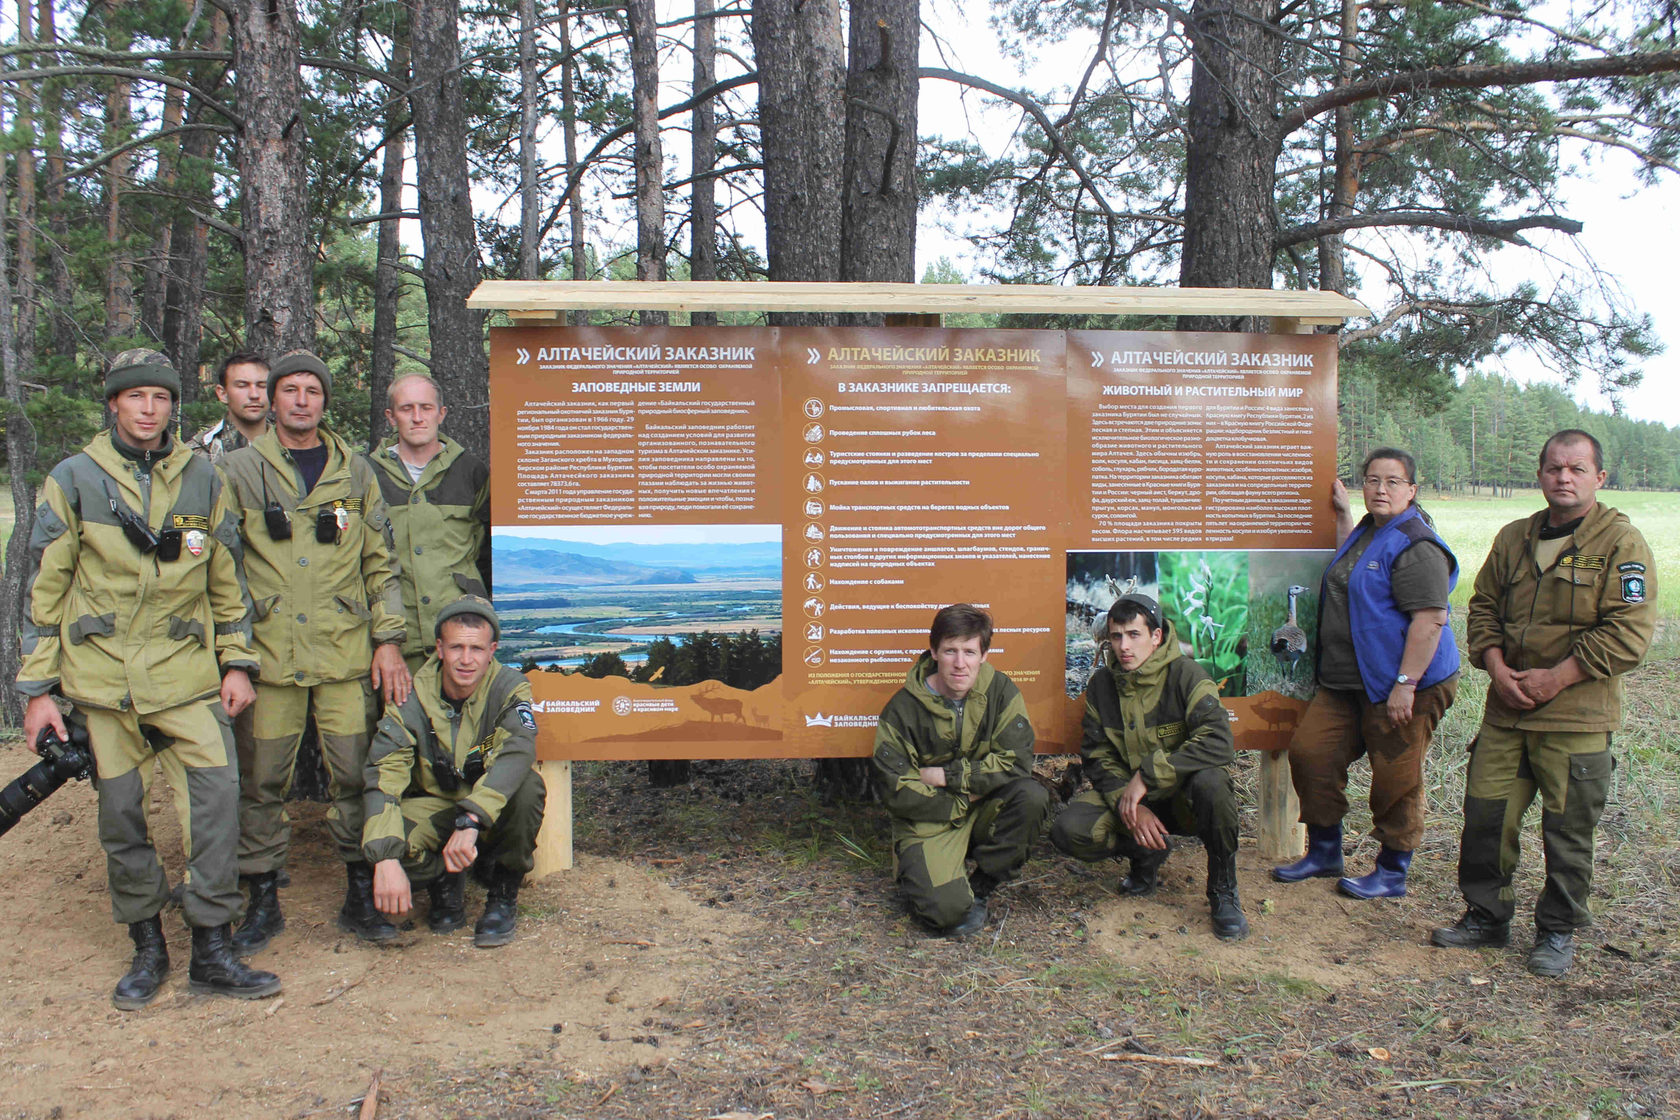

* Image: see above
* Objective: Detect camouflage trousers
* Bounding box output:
[1457,724,1612,933]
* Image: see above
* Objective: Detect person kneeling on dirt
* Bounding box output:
[1050,594,1249,941]
[362,597,546,948]
[871,604,1050,938]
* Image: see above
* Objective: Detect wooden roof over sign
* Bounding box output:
[467,280,1370,328]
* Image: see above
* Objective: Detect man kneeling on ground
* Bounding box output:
[872,604,1050,938]
[1051,594,1249,940]
[362,597,546,947]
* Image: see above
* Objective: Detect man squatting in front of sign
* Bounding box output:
[871,604,1051,937]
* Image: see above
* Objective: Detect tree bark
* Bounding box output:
[1178,0,1284,332]
[104,0,138,341]
[369,18,410,446]
[1318,0,1358,298]
[628,0,668,325]
[233,0,315,353]
[750,0,845,325]
[162,13,230,398]
[36,0,77,361]
[558,0,588,324]
[0,108,38,728]
[518,0,540,280]
[841,0,918,312]
[689,0,718,327]
[408,0,490,465]
[140,77,187,345]
[14,0,39,366]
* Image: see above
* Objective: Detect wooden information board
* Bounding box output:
[489,325,1337,764]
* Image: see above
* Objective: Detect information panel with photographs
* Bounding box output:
[489,325,1336,760]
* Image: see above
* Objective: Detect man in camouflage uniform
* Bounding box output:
[1051,594,1248,940]
[17,349,280,1008]
[187,351,270,464]
[217,350,411,950]
[872,604,1049,938]
[1434,429,1657,976]
[364,374,491,671]
[363,597,545,947]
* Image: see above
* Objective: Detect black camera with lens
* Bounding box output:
[0,724,95,840]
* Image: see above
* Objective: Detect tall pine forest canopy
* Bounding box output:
[3,0,1680,509]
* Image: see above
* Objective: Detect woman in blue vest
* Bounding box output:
[1273,449,1461,898]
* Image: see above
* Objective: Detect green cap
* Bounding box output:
[268,350,332,403]
[104,348,181,400]
[434,595,500,641]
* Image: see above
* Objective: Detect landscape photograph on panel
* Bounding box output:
[491,523,783,702]
[1065,548,1329,750]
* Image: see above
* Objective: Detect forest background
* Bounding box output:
[3,0,1680,727]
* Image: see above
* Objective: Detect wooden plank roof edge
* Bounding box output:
[467,279,1371,320]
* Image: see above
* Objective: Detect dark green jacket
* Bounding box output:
[872,657,1034,839]
[365,435,491,659]
[1080,621,1234,807]
[361,659,537,863]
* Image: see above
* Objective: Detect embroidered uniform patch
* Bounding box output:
[516,702,537,730]
[1618,561,1647,574]
[1560,554,1605,571]
[1622,574,1647,603]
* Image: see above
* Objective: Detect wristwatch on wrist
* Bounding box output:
[1394,673,1414,687]
[453,812,482,833]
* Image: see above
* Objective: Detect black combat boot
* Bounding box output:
[338,860,399,943]
[1206,849,1250,941]
[1430,906,1511,949]
[427,871,467,934]
[474,866,524,948]
[113,914,170,1011]
[188,924,282,1000]
[1119,841,1171,896]
[231,871,285,954]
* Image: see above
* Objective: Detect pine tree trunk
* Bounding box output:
[628,0,668,325]
[14,0,39,364]
[750,0,845,325]
[0,121,38,728]
[689,0,717,327]
[408,0,490,465]
[37,0,77,362]
[104,0,138,342]
[1318,0,1359,297]
[518,0,540,280]
[233,0,315,353]
[139,81,187,345]
[369,20,410,445]
[163,9,230,396]
[558,0,588,324]
[841,0,919,314]
[1178,0,1284,332]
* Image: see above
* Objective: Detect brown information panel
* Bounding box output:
[777,328,1069,756]
[489,326,1337,761]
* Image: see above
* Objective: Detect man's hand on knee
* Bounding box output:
[372,859,412,917]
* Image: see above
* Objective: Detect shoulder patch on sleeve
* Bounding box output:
[1621,573,1647,604]
[516,702,537,731]
[1618,561,1646,574]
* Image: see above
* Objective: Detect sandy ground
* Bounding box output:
[0,761,749,1119]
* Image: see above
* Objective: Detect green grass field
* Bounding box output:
[1424,487,1679,619]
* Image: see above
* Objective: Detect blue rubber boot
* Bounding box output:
[1338,847,1412,899]
[1272,824,1344,882]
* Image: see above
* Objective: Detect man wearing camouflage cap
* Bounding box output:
[17,348,281,1008]
[362,597,546,947]
[218,349,411,949]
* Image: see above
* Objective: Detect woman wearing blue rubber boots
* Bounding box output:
[1273,449,1461,898]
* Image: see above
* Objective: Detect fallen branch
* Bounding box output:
[1098,1051,1220,1068]
[356,1069,382,1120]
